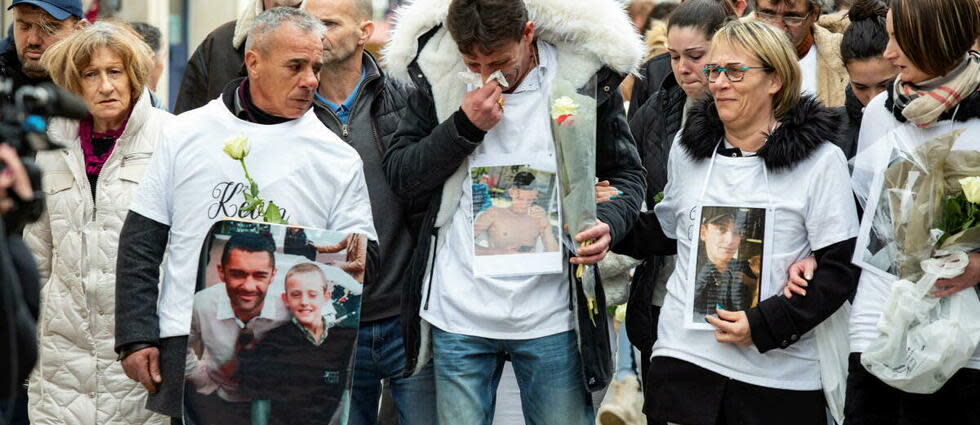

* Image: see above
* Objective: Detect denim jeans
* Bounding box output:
[349,316,437,425]
[431,327,594,425]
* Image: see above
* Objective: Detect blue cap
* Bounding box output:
[8,0,84,21]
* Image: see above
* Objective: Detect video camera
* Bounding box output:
[0,78,88,231]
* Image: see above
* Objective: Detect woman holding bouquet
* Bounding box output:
[22,22,171,424]
[846,0,980,423]
[635,20,861,425]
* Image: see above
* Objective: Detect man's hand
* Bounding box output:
[933,253,980,298]
[121,346,161,393]
[570,220,611,265]
[706,308,752,346]
[0,145,33,215]
[784,255,816,299]
[461,80,503,131]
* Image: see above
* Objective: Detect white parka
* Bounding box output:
[23,89,170,425]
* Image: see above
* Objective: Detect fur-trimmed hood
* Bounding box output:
[232,0,308,49]
[382,0,644,121]
[680,95,844,171]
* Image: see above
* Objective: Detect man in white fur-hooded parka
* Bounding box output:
[382,0,646,423]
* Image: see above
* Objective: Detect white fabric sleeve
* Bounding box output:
[329,159,378,241]
[654,140,682,239]
[129,132,175,225]
[806,147,860,251]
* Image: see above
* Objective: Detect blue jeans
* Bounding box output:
[349,316,437,425]
[615,324,636,380]
[432,327,594,425]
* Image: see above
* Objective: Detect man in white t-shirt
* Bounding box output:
[382,0,646,423]
[114,7,377,421]
[751,0,848,106]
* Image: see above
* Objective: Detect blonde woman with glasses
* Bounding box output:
[635,20,860,425]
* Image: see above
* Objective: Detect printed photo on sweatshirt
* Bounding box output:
[182,219,365,425]
[685,206,768,330]
[470,160,562,277]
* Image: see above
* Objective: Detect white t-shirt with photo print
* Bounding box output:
[130,98,377,339]
[420,41,575,340]
[651,139,858,391]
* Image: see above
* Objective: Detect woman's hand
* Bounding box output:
[783,256,816,299]
[595,180,622,203]
[933,253,980,298]
[706,307,752,346]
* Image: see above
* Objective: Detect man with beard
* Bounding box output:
[185,233,286,425]
[173,0,304,113]
[303,0,432,424]
[0,0,85,103]
[382,0,645,422]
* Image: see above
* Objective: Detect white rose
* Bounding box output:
[961,176,980,204]
[551,96,579,121]
[223,134,250,160]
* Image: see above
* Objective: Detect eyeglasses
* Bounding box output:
[702,63,773,83]
[756,11,812,27]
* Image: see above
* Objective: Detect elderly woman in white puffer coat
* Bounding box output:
[23,22,171,425]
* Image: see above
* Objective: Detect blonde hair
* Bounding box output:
[41,21,154,100]
[285,263,333,293]
[712,20,801,119]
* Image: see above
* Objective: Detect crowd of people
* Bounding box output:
[1,0,979,424]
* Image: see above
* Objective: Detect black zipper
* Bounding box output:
[423,230,439,311]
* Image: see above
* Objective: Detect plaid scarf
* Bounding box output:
[893,53,980,128]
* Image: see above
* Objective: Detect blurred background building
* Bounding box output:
[0,0,401,110]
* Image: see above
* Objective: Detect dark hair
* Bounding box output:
[891,0,980,76]
[667,0,736,38]
[129,22,162,54]
[447,0,528,56]
[639,2,679,34]
[511,171,537,190]
[840,0,888,65]
[221,233,276,268]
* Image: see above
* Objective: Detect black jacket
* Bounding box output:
[236,325,357,425]
[173,21,245,114]
[628,52,674,122]
[0,232,40,398]
[383,30,645,391]
[312,51,416,322]
[619,56,686,356]
[837,86,862,159]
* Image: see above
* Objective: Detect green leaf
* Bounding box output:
[242,198,263,213]
[264,201,286,224]
[250,181,260,198]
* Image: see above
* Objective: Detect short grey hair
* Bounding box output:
[245,6,326,54]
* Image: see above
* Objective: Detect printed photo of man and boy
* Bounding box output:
[184,220,366,425]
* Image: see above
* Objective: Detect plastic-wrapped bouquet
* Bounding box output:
[550,77,599,323]
[855,129,980,393]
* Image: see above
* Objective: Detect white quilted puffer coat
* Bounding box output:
[23,89,170,425]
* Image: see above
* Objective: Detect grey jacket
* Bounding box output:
[312,52,415,322]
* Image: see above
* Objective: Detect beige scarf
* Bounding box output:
[894,53,980,128]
